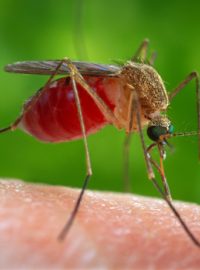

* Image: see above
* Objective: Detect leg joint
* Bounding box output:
[190,71,199,79]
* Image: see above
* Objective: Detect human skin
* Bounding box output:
[0,179,200,269]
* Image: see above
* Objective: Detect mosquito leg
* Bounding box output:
[131,39,149,63]
[134,92,200,247]
[122,85,142,192]
[58,58,120,240]
[131,40,157,65]
[168,72,199,100]
[132,90,155,179]
[122,89,136,192]
[151,176,200,247]
[23,59,68,113]
[153,160,171,201]
[147,143,172,201]
[148,51,157,66]
[25,56,119,239]
[168,72,200,159]
[0,115,22,134]
[157,144,172,200]
[62,58,120,128]
[123,133,132,192]
[57,62,93,240]
[57,82,92,240]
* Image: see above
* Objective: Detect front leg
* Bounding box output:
[131,39,157,66]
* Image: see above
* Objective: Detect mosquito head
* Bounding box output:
[147,115,174,142]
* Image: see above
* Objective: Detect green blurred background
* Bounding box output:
[0,0,200,203]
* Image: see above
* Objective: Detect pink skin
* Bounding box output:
[0,180,200,269]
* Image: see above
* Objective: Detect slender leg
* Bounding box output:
[132,90,155,179]
[131,39,149,63]
[123,40,156,191]
[133,90,200,247]
[123,134,132,192]
[58,58,122,239]
[0,117,21,134]
[151,177,200,247]
[168,72,199,100]
[146,143,172,201]
[58,73,92,240]
[131,39,157,65]
[26,59,69,111]
[148,51,157,66]
[122,89,136,192]
[157,144,172,200]
[168,72,200,159]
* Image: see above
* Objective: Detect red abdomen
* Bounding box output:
[20,76,120,142]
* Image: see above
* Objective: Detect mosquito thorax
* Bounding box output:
[147,115,174,142]
[120,61,169,115]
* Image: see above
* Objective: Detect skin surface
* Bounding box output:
[0,179,200,269]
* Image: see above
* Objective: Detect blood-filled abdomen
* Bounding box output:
[19,76,120,142]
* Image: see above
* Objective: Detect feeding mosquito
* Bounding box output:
[2,39,200,247]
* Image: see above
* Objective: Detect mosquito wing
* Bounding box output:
[4,60,121,77]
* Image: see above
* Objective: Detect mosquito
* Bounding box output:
[3,39,200,247]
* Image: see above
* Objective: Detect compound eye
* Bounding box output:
[147,126,168,141]
[147,124,174,141]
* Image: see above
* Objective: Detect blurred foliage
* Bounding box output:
[0,0,200,204]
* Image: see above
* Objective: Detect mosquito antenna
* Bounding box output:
[172,131,200,138]
[73,0,89,60]
[170,131,200,157]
